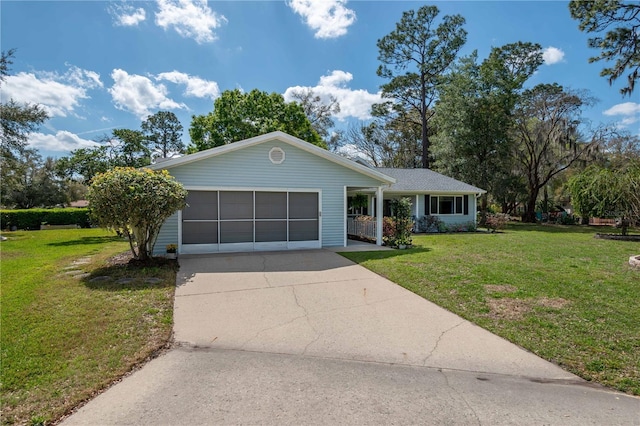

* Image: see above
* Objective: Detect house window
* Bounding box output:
[430,195,464,215]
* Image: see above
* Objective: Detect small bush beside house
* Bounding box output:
[87,167,187,261]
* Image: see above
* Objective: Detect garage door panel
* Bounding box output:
[184,191,218,220]
[183,222,218,244]
[255,192,287,219]
[220,191,253,220]
[220,221,253,243]
[289,193,318,219]
[289,220,319,241]
[255,220,287,242]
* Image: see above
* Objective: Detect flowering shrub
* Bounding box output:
[382,217,396,246]
[485,213,509,233]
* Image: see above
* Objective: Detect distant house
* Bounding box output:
[69,200,89,208]
[148,131,485,255]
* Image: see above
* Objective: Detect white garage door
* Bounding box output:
[181,190,320,253]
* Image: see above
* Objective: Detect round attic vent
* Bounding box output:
[269,147,285,164]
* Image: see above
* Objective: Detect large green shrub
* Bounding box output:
[1,208,90,230]
[87,167,187,261]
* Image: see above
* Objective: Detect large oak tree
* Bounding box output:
[512,84,597,222]
[189,89,325,152]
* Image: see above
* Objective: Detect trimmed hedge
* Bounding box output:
[1,208,91,230]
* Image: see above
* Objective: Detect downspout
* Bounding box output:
[474,193,481,226]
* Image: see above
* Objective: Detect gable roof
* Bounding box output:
[376,168,486,194]
[148,131,395,185]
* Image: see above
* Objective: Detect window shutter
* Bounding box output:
[425,195,430,215]
[464,195,469,215]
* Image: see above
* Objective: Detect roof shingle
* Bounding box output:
[376,168,486,193]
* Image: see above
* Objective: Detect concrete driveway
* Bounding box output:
[64,250,640,425]
[173,250,573,377]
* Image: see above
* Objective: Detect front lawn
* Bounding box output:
[0,229,176,425]
[341,223,640,395]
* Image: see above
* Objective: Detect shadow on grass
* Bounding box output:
[48,236,124,247]
[340,246,432,263]
[504,223,635,235]
[81,258,178,291]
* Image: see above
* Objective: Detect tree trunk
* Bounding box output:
[421,121,429,169]
[480,194,488,212]
[523,190,539,223]
[621,218,629,236]
[421,74,429,169]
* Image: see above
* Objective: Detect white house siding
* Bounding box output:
[155,211,178,256]
[154,140,386,254]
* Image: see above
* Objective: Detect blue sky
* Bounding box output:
[1,0,638,159]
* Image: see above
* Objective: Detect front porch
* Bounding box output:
[346,214,378,242]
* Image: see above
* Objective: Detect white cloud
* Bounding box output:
[0,66,102,117]
[109,3,146,26]
[156,71,220,99]
[287,0,356,39]
[604,102,640,116]
[603,102,640,127]
[284,70,381,120]
[63,65,103,90]
[108,69,186,119]
[28,131,100,152]
[155,0,227,44]
[542,46,565,65]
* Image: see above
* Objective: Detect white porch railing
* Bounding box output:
[347,215,377,241]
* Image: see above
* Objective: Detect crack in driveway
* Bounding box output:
[423,321,465,366]
[260,254,273,287]
[235,285,409,353]
[291,286,322,354]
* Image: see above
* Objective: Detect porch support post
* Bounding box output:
[343,186,348,247]
[376,186,384,246]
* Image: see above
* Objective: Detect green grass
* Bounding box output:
[341,223,640,395]
[0,229,176,425]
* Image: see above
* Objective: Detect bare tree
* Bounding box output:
[288,88,340,142]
